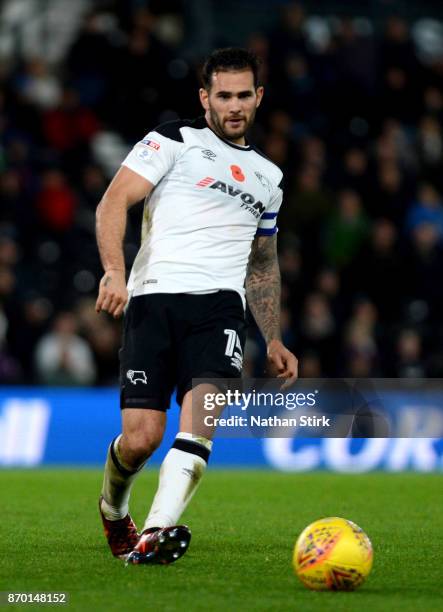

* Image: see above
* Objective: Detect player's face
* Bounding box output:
[200,70,264,145]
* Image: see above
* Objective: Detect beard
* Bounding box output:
[207,104,256,142]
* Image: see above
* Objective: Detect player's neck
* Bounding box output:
[204,112,246,147]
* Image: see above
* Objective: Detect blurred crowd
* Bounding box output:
[1,1,443,385]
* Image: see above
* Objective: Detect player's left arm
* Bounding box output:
[245,233,298,386]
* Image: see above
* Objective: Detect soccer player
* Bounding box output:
[95,47,298,565]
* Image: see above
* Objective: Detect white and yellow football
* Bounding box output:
[293,517,373,591]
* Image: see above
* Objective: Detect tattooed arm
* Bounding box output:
[246,234,282,343]
[246,234,298,384]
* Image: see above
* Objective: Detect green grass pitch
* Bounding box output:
[1,470,442,611]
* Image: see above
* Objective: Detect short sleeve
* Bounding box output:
[256,185,283,236]
[121,131,182,186]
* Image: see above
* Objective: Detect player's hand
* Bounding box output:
[95,269,128,318]
[266,339,298,389]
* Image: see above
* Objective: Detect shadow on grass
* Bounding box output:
[292,585,442,599]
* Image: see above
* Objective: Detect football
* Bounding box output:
[293,517,373,591]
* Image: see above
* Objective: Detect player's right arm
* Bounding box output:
[95,166,153,318]
[96,124,184,317]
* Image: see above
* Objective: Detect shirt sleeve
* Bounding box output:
[256,184,283,236]
[121,131,182,186]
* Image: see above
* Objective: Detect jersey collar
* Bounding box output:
[198,116,253,151]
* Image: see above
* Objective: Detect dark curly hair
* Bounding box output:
[201,47,260,90]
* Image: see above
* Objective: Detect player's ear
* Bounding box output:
[255,86,264,108]
[199,87,209,111]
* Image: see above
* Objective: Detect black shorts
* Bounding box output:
[119,290,246,410]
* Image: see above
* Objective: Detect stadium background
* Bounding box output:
[1,0,443,471]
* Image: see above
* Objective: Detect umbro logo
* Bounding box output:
[201,149,216,161]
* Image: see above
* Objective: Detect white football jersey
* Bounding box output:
[121,117,283,302]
